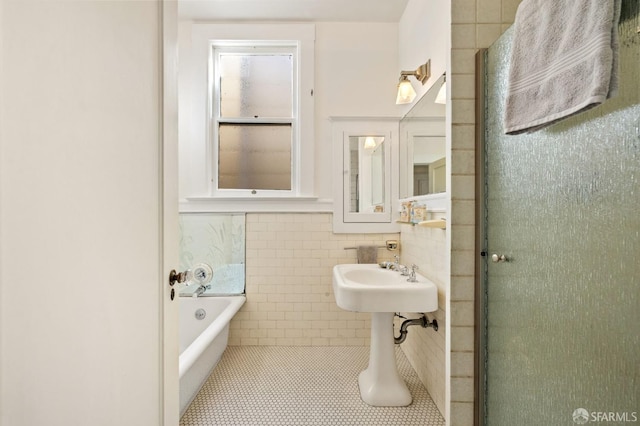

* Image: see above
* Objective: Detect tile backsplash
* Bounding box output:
[397,220,448,416]
[230,212,399,346]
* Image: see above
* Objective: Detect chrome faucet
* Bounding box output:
[391,255,410,275]
[193,284,211,298]
[407,264,419,282]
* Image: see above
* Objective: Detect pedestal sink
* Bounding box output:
[332,264,438,406]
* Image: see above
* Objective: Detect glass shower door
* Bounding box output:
[481,4,640,425]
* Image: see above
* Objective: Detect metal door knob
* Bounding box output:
[491,254,508,263]
[169,269,188,286]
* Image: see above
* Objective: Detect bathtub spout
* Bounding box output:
[192,284,211,298]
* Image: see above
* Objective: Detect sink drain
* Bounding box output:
[195,308,206,320]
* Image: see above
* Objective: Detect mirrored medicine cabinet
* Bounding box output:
[332,119,399,233]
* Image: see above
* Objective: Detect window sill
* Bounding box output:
[180,196,333,213]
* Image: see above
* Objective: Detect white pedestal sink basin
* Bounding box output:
[332,264,438,313]
[332,264,438,407]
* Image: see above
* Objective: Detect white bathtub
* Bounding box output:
[179,295,245,416]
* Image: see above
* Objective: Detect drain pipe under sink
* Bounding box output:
[394,313,438,344]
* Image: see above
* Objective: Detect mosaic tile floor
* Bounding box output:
[180,346,445,426]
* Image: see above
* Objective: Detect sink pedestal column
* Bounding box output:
[358,312,412,406]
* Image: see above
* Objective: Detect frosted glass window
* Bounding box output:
[211,44,297,194]
[219,54,292,118]
[218,124,292,190]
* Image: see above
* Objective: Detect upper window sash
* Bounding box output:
[211,44,298,120]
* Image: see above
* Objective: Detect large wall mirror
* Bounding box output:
[332,119,399,233]
[399,74,446,199]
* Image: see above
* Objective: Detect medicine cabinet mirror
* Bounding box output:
[347,136,386,215]
[399,74,446,198]
[332,119,399,233]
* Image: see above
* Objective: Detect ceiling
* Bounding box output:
[178,0,410,22]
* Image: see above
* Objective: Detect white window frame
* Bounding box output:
[183,24,317,211]
[210,43,299,197]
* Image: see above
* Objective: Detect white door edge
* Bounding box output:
[161,1,180,424]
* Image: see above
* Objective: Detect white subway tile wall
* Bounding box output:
[229,212,398,347]
[448,0,521,424]
[398,221,448,415]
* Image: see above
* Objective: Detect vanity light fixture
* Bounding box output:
[396,76,416,104]
[395,60,431,105]
[435,73,447,104]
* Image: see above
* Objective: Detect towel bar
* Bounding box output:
[344,246,386,250]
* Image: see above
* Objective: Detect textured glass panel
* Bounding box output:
[219,54,292,118]
[347,136,386,213]
[483,4,639,425]
[178,213,245,296]
[218,123,292,190]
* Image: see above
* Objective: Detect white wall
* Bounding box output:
[314,22,399,201]
[398,0,449,115]
[178,21,400,207]
[0,2,165,425]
